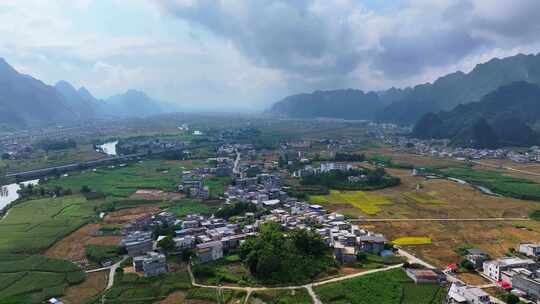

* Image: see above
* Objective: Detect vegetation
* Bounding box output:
[215,201,259,219]
[392,237,432,246]
[203,176,232,198]
[0,195,100,254]
[45,160,203,197]
[250,289,312,304]
[192,254,252,285]
[36,138,77,152]
[166,199,216,217]
[239,222,336,284]
[443,167,540,201]
[102,271,192,303]
[310,190,391,215]
[0,255,85,304]
[315,268,446,304]
[301,168,400,191]
[85,245,122,264]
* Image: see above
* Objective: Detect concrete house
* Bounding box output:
[196,241,223,263]
[446,282,491,304]
[133,252,168,277]
[519,243,540,258]
[465,249,490,270]
[120,231,153,257]
[483,257,537,281]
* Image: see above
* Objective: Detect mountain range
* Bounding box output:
[269,53,540,126]
[412,81,540,148]
[0,58,172,129]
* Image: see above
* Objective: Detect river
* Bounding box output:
[99,141,118,156]
[0,179,40,212]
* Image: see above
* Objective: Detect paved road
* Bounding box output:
[233,152,241,175]
[351,217,530,222]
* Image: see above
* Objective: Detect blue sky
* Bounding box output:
[1,0,540,111]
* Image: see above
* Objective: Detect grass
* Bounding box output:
[103,271,192,304]
[310,190,391,215]
[443,167,540,201]
[166,199,217,217]
[0,255,85,304]
[203,176,232,199]
[186,287,246,304]
[0,195,101,254]
[192,255,252,285]
[402,192,446,205]
[85,244,122,264]
[392,237,433,246]
[315,268,446,304]
[250,289,312,304]
[45,160,205,197]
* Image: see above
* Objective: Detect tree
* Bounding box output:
[504,294,519,304]
[157,236,175,252]
[80,185,91,193]
[459,259,475,272]
[356,252,368,262]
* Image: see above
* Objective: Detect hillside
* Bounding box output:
[269,89,385,120]
[269,53,540,125]
[0,58,78,128]
[105,89,164,118]
[412,81,540,148]
[378,53,540,125]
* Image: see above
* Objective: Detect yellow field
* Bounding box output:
[392,237,432,246]
[310,190,391,215]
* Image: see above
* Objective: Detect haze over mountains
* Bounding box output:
[270,53,540,126]
[0,58,173,129]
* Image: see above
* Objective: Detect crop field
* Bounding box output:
[46,160,205,197]
[0,255,85,304]
[186,288,246,304]
[0,195,101,254]
[402,192,445,205]
[103,271,192,303]
[315,268,446,304]
[392,237,432,246]
[249,289,312,304]
[443,167,540,201]
[371,220,540,269]
[166,199,218,217]
[310,190,391,215]
[204,177,232,198]
[61,271,106,304]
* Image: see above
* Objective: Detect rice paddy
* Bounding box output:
[310,190,391,215]
[392,237,433,246]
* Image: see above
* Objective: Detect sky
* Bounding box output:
[1,0,540,111]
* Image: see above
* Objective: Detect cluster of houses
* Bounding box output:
[293,162,357,178]
[384,135,540,164]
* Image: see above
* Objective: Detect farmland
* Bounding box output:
[310,190,391,216]
[0,195,101,254]
[0,255,86,304]
[314,268,446,304]
[443,167,540,201]
[45,160,205,197]
[249,289,312,304]
[166,199,218,217]
[392,237,432,246]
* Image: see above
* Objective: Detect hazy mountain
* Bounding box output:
[54,80,101,119]
[378,53,540,125]
[0,58,77,128]
[105,89,164,117]
[269,89,385,120]
[412,82,540,148]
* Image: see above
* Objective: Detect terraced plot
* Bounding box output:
[0,195,100,254]
[0,255,85,304]
[310,190,391,215]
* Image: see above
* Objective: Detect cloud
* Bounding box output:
[156,0,540,90]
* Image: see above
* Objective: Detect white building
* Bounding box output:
[519,243,540,258]
[446,282,491,304]
[483,257,537,281]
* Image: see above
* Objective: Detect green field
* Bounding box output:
[310,190,391,215]
[250,289,312,304]
[315,268,446,304]
[166,199,217,217]
[203,176,232,199]
[0,195,100,254]
[46,160,204,197]
[0,255,85,304]
[444,168,540,201]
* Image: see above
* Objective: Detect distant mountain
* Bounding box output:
[268,89,386,120]
[0,58,77,128]
[412,82,540,148]
[378,53,540,125]
[105,89,164,118]
[54,80,101,119]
